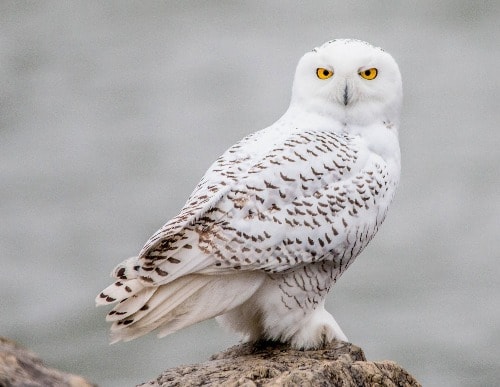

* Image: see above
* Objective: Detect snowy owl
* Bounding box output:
[96,39,402,349]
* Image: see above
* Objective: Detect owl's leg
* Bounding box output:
[217,267,348,349]
[289,305,348,349]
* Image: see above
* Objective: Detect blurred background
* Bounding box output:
[1,1,498,386]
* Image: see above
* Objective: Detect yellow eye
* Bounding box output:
[359,68,378,80]
[316,68,333,79]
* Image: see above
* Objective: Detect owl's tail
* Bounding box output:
[96,260,265,343]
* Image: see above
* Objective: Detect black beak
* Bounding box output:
[343,84,349,106]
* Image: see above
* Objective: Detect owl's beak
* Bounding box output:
[343,84,349,106]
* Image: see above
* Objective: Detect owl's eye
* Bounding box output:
[316,68,333,79]
[359,68,378,80]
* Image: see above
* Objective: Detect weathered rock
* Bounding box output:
[0,337,95,387]
[139,340,421,387]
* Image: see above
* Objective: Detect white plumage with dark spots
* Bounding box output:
[96,39,402,349]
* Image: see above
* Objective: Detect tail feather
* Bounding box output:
[157,274,264,337]
[105,286,156,322]
[110,256,140,279]
[96,278,145,307]
[96,256,142,307]
[109,275,201,325]
[108,272,265,343]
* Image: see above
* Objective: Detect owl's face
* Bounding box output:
[291,39,402,126]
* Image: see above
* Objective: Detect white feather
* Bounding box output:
[109,272,265,343]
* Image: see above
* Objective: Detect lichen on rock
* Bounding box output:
[139,340,421,387]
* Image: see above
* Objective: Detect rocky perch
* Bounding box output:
[139,340,421,386]
[0,337,95,387]
[0,336,420,386]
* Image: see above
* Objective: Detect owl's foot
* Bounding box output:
[290,308,348,349]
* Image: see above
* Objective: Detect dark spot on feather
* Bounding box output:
[155,267,169,276]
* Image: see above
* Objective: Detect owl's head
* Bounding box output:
[290,39,402,127]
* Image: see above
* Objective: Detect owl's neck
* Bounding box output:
[285,96,400,136]
[279,101,400,166]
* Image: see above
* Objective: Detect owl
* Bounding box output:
[96,39,402,349]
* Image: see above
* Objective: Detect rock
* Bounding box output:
[0,337,95,387]
[139,340,421,386]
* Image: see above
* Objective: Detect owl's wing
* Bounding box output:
[135,129,394,284]
[197,129,393,275]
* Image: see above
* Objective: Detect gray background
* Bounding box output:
[1,1,499,386]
